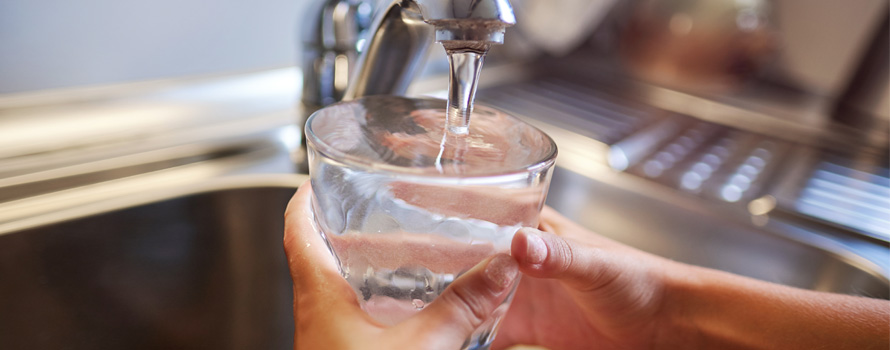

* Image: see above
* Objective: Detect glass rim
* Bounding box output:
[305,96,558,179]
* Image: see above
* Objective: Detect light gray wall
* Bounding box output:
[0,0,310,94]
[772,0,887,97]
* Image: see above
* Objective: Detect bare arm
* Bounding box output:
[659,264,889,349]
[498,206,890,350]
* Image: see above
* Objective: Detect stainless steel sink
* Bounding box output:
[1,166,887,349]
[0,183,299,350]
[1,65,886,350]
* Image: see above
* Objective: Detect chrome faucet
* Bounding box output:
[300,0,515,110]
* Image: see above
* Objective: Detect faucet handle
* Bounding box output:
[301,0,375,108]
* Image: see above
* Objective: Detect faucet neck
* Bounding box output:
[343,0,435,100]
[302,0,515,106]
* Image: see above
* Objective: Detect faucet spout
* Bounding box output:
[415,0,516,44]
[344,0,515,100]
[302,0,514,107]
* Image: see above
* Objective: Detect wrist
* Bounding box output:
[650,261,890,350]
[650,261,713,350]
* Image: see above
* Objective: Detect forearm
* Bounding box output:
[658,263,890,350]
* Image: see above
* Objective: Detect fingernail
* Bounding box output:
[485,254,519,291]
[525,231,547,265]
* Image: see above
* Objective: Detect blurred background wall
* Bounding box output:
[0,0,309,94]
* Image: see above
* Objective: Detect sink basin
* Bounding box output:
[0,184,298,350]
[0,167,886,349]
[2,57,886,350]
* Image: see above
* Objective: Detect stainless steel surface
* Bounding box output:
[770,152,890,242]
[0,68,300,167]
[337,0,435,101]
[301,0,515,109]
[344,0,514,100]
[0,69,308,344]
[478,76,656,145]
[0,179,303,350]
[0,65,309,348]
[1,56,888,348]
[627,126,791,205]
[546,167,889,298]
[0,2,885,347]
[606,116,690,171]
[0,68,303,234]
[534,53,877,153]
[1,169,886,349]
[0,145,300,236]
[793,162,890,240]
[477,67,890,280]
[300,0,373,106]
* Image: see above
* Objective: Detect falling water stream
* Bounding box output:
[435,44,490,172]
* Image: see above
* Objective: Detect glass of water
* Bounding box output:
[305,96,556,349]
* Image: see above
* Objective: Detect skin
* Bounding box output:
[492,206,670,350]
[284,183,520,350]
[285,185,890,350]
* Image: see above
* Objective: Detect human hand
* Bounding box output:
[494,207,890,350]
[283,183,520,350]
[493,206,676,350]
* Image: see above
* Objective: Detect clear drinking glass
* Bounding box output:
[305,96,557,349]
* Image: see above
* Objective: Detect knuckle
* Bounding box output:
[576,247,616,293]
[549,236,576,276]
[545,236,606,292]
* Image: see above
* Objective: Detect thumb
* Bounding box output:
[399,254,519,347]
[511,227,615,292]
